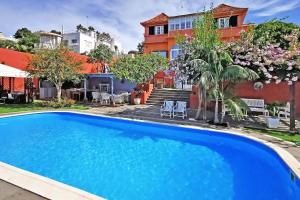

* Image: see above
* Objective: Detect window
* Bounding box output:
[181,22,185,29]
[71,39,78,44]
[149,26,155,35]
[218,17,230,28]
[152,51,167,58]
[171,45,182,60]
[164,25,168,34]
[175,24,180,30]
[170,24,175,30]
[155,26,164,35]
[186,21,191,29]
[63,40,68,46]
[229,16,238,27]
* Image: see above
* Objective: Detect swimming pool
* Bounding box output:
[0,112,299,200]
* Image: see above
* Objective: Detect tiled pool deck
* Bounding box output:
[0,106,300,199]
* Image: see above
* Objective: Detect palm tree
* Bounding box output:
[190,48,258,123]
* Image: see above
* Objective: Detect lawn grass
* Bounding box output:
[246,128,300,146]
[0,103,89,114]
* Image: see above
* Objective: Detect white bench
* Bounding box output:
[241,98,269,117]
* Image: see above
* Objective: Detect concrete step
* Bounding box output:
[146,89,192,107]
[148,95,190,99]
[148,97,189,101]
[152,91,191,94]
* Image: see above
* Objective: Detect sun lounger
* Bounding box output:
[278,102,290,119]
[173,101,187,119]
[160,101,174,118]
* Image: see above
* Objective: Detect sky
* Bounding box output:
[0,0,300,52]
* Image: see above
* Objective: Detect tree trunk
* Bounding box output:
[214,94,219,124]
[203,87,207,121]
[220,83,225,123]
[195,84,202,120]
[221,98,225,123]
[289,83,296,131]
[56,84,62,102]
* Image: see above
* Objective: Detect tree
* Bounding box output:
[88,26,95,32]
[175,8,220,120]
[13,27,39,53]
[137,41,144,54]
[228,29,300,131]
[96,32,112,42]
[14,28,32,39]
[28,45,83,101]
[111,54,169,84]
[76,24,87,33]
[18,35,39,53]
[88,44,113,72]
[254,19,300,49]
[175,7,259,123]
[50,30,62,35]
[190,48,258,123]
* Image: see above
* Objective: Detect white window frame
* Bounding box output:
[186,21,191,29]
[218,17,230,28]
[181,21,186,29]
[155,26,164,35]
[170,24,175,31]
[171,45,182,60]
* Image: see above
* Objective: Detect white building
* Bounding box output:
[35,32,62,49]
[62,31,96,54]
[62,31,116,54]
[0,32,18,42]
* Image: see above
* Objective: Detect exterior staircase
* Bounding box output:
[146,89,191,107]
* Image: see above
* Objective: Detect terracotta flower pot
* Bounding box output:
[134,97,141,105]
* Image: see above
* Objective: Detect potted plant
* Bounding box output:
[133,89,144,105]
[266,103,282,128]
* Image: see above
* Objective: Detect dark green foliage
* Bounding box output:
[14,27,32,39]
[254,19,300,49]
[137,41,144,54]
[88,44,113,64]
[111,54,169,84]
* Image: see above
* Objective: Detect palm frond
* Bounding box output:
[225,98,246,120]
[223,65,259,81]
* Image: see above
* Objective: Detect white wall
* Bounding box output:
[79,33,96,54]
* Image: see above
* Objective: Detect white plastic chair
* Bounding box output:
[173,101,187,119]
[100,92,111,105]
[91,92,100,103]
[160,101,174,118]
[278,102,290,119]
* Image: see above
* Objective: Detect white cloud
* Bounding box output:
[254,0,300,16]
[0,0,298,52]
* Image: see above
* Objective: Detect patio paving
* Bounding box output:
[0,180,47,200]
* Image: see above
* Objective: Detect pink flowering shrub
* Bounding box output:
[227,30,300,85]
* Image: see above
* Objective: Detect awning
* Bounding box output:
[86,73,114,79]
[0,63,29,78]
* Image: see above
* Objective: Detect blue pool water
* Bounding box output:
[0,112,299,200]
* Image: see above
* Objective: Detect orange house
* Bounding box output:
[0,48,98,93]
[141,4,250,61]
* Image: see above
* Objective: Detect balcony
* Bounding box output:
[144,34,168,44]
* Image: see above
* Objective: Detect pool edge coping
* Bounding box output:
[0,110,299,200]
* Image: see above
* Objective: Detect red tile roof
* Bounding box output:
[0,48,97,74]
[141,13,169,26]
[213,4,248,14]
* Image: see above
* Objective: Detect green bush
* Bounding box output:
[36,99,76,108]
